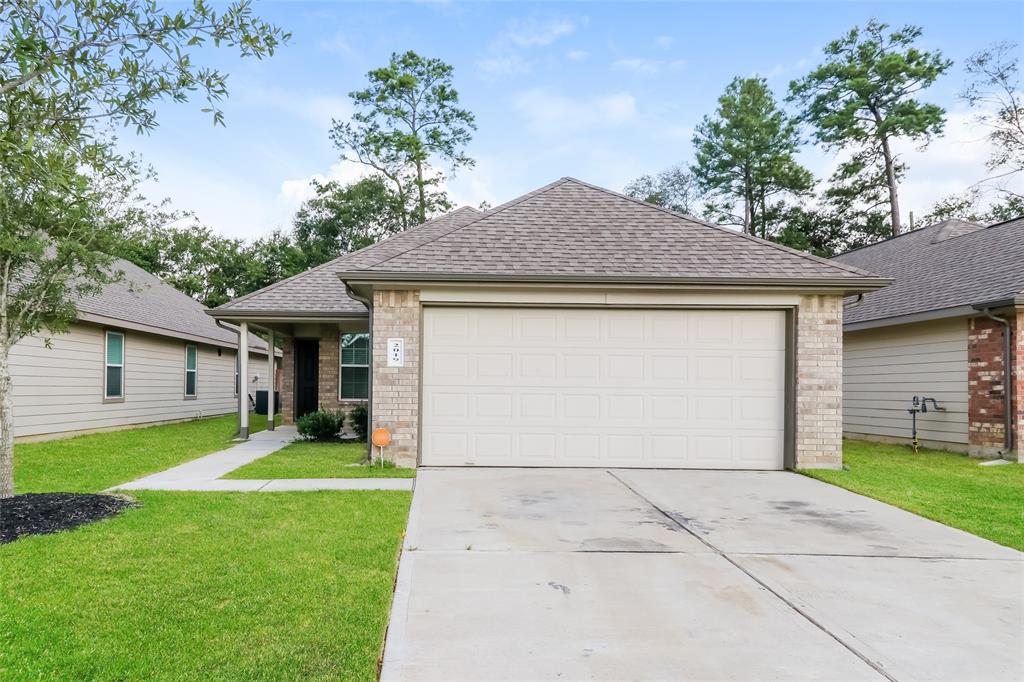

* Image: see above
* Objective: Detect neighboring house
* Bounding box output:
[833,217,1024,461]
[12,258,276,441]
[211,178,887,470]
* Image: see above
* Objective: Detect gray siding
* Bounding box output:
[12,322,269,440]
[843,318,969,449]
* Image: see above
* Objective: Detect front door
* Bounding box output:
[294,338,319,419]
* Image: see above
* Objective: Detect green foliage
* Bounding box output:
[293,177,408,268]
[223,441,415,480]
[331,51,476,226]
[691,77,812,237]
[348,403,370,442]
[789,19,951,235]
[623,165,701,214]
[296,410,344,442]
[0,490,410,679]
[14,414,275,494]
[805,440,1024,551]
[921,188,1024,227]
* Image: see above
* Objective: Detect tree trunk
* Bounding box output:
[880,135,902,236]
[0,344,14,498]
[415,160,426,224]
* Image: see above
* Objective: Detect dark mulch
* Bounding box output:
[0,492,138,544]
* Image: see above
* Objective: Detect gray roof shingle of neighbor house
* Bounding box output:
[832,216,1024,326]
[213,177,885,317]
[77,258,268,351]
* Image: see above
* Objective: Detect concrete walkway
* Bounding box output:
[110,426,414,492]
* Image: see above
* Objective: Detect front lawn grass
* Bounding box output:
[804,439,1024,551]
[0,490,411,680]
[14,413,277,494]
[223,441,416,480]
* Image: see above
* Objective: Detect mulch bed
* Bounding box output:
[1,493,138,544]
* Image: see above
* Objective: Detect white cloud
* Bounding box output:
[318,32,355,57]
[505,17,576,47]
[238,87,351,132]
[612,58,687,77]
[478,15,578,79]
[654,35,674,49]
[566,49,590,62]
[277,158,372,208]
[514,89,638,134]
[478,54,533,77]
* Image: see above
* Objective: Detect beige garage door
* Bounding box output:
[421,307,786,469]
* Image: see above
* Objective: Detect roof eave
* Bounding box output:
[336,271,892,293]
[206,309,369,321]
[77,312,271,354]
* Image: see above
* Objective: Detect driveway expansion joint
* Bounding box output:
[606,469,898,682]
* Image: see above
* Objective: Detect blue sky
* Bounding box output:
[131,1,1024,240]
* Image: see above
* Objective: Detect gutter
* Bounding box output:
[334,271,892,292]
[344,282,374,461]
[975,306,1015,455]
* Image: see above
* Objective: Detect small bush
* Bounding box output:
[348,404,369,442]
[297,410,344,441]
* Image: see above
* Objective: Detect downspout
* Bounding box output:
[345,283,374,460]
[979,308,1013,454]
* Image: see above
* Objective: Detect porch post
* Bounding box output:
[239,321,250,440]
[266,329,275,431]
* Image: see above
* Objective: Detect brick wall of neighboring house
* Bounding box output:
[967,315,1016,458]
[371,290,420,467]
[795,294,844,469]
[280,336,295,425]
[1015,311,1024,463]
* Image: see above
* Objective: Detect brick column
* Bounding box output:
[318,324,342,414]
[280,337,295,424]
[968,316,1011,458]
[1015,312,1024,463]
[372,290,420,467]
[794,294,843,469]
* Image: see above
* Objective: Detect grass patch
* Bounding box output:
[0,490,410,680]
[804,439,1024,551]
[223,441,416,480]
[14,413,278,494]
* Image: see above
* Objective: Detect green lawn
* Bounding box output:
[13,413,278,493]
[805,439,1024,551]
[0,490,411,680]
[223,441,417,480]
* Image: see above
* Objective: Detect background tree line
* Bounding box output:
[626,20,1023,256]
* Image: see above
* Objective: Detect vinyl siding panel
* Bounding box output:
[843,318,969,448]
[11,322,270,439]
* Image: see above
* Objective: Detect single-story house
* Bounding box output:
[211,177,888,469]
[13,258,276,441]
[832,216,1024,461]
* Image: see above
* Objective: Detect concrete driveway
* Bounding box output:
[381,469,1023,681]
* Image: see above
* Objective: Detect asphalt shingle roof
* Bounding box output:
[78,258,267,350]
[215,177,883,317]
[214,207,484,315]
[833,216,1024,325]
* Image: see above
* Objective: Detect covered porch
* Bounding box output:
[210,313,370,438]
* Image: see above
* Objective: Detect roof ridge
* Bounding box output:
[558,177,878,278]
[358,178,572,272]
[214,208,481,311]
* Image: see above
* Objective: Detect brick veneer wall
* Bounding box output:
[795,294,844,469]
[372,290,420,467]
[968,314,1019,459]
[1015,312,1023,463]
[280,337,294,424]
[318,325,342,414]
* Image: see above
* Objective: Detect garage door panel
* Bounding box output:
[421,307,785,469]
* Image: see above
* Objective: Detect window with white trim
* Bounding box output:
[184,344,198,397]
[340,333,369,400]
[234,352,239,396]
[104,331,125,399]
